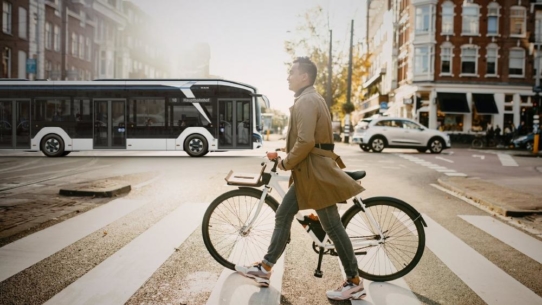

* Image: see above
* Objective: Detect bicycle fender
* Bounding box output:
[237,187,280,211]
[351,196,428,227]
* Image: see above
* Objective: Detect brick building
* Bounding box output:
[360,0,539,135]
[1,0,171,81]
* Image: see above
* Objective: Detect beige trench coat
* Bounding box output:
[282,87,363,210]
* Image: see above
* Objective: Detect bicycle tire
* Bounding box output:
[341,197,426,282]
[202,188,279,270]
[471,138,484,148]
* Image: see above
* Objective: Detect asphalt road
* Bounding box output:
[0,142,541,305]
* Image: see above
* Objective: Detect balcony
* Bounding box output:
[363,67,386,88]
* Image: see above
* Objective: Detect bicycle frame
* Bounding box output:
[239,167,384,251]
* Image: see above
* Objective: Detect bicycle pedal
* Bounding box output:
[314,270,323,278]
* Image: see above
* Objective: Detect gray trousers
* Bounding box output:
[262,185,359,279]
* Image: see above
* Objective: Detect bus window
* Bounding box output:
[126,98,166,138]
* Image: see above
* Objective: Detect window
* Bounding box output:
[415,6,430,33]
[441,45,453,75]
[18,50,26,78]
[462,5,479,35]
[510,7,526,37]
[461,46,477,75]
[487,3,500,36]
[45,22,52,49]
[86,37,91,61]
[414,46,430,74]
[53,26,60,51]
[1,47,11,78]
[441,2,454,35]
[100,50,106,75]
[486,45,498,76]
[2,1,11,34]
[18,7,27,39]
[72,33,77,55]
[79,35,84,58]
[536,11,542,43]
[509,48,525,76]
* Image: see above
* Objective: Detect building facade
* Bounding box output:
[1,0,172,81]
[360,0,539,136]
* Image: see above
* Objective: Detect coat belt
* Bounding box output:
[311,147,346,169]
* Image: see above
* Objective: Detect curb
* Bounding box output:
[436,178,541,217]
[59,183,131,198]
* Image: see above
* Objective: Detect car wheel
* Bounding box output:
[370,137,385,153]
[359,144,371,152]
[185,134,208,157]
[41,134,65,157]
[417,148,427,153]
[429,138,444,154]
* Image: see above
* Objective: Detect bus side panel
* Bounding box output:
[176,127,216,151]
[127,139,167,150]
[32,127,72,152]
[73,139,93,150]
[166,139,176,150]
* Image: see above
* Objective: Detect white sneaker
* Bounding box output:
[326,280,366,300]
[235,262,272,287]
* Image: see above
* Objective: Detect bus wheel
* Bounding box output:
[41,134,65,157]
[185,134,208,157]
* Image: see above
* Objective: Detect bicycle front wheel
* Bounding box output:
[202,188,278,270]
[342,197,426,282]
[471,138,484,148]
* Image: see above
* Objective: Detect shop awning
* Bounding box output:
[472,93,498,114]
[437,92,470,113]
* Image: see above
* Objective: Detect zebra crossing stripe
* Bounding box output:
[206,256,285,305]
[0,198,148,283]
[497,154,518,167]
[459,216,542,264]
[423,214,542,305]
[43,203,207,305]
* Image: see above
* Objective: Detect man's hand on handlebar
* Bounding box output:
[266,151,286,171]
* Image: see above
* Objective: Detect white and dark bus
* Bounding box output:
[0,79,269,157]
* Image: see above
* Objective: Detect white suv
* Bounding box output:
[359,117,451,153]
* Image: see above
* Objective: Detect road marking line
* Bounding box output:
[0,198,148,283]
[435,157,454,163]
[473,155,485,160]
[44,203,206,305]
[423,214,542,305]
[428,166,448,170]
[459,216,542,264]
[497,154,518,167]
[436,169,456,173]
[445,173,467,177]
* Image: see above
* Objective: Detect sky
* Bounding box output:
[129,0,367,114]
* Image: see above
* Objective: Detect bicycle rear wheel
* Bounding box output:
[202,188,278,270]
[341,197,425,282]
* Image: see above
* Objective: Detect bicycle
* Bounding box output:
[202,155,427,282]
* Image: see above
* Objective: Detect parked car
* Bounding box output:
[510,133,535,151]
[351,118,373,151]
[359,117,451,153]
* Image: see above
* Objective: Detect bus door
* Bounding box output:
[93,99,126,149]
[0,99,30,149]
[217,99,251,149]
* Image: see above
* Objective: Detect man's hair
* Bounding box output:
[293,57,317,86]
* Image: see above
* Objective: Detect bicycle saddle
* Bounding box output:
[345,171,366,181]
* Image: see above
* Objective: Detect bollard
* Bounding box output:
[534,134,540,154]
[266,129,270,141]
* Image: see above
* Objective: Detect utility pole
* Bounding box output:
[344,20,354,144]
[36,0,45,79]
[61,0,67,80]
[533,21,541,154]
[326,30,332,115]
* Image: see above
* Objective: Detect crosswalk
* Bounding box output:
[1,198,541,305]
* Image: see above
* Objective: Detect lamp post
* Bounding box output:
[533,20,541,154]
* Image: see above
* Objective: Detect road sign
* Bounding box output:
[26,59,36,74]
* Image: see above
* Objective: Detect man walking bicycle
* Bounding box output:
[235,57,367,301]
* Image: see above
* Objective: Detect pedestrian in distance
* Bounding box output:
[235,57,367,301]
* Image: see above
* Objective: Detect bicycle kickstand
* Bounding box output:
[314,247,324,278]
